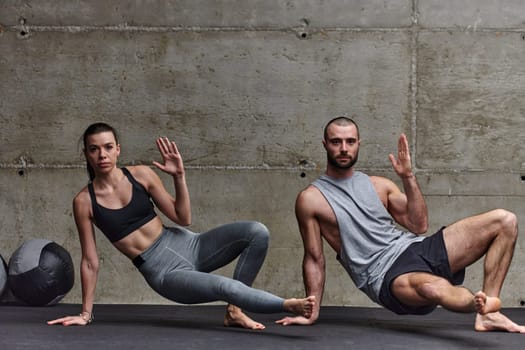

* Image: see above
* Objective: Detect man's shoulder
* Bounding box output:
[368,174,396,189]
[298,183,322,197]
[297,183,323,201]
[296,184,327,212]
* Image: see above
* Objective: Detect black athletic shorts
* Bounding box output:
[378,227,465,315]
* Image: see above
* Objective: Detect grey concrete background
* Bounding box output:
[0,1,524,308]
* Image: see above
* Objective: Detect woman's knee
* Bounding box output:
[246,221,270,245]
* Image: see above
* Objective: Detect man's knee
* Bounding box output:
[415,277,450,303]
[392,273,447,305]
[491,209,518,239]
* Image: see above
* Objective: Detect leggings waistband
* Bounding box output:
[132,255,145,268]
[131,227,176,268]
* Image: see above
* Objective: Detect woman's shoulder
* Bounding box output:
[125,165,156,178]
[124,165,159,189]
[74,185,89,198]
[73,185,91,209]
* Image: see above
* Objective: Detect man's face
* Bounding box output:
[323,124,360,170]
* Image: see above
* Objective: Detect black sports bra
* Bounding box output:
[88,167,157,242]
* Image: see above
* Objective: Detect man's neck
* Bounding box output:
[325,166,355,179]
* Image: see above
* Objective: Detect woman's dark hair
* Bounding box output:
[82,122,119,181]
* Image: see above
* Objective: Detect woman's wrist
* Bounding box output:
[79,311,94,324]
[173,171,186,180]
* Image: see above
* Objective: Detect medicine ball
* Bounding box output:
[0,254,7,298]
[8,239,74,306]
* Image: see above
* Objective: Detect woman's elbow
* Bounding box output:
[180,219,192,227]
[178,213,192,226]
[82,258,100,273]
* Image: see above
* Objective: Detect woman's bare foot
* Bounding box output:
[475,312,525,333]
[283,296,316,318]
[474,291,501,315]
[223,305,265,330]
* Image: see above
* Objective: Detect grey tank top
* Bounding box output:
[312,172,424,304]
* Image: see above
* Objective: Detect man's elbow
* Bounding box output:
[304,254,325,270]
[412,220,429,235]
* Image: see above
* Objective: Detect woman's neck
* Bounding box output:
[93,167,124,189]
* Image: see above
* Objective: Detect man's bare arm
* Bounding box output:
[277,189,325,326]
[384,134,428,234]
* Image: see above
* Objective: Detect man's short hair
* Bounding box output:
[323,116,359,141]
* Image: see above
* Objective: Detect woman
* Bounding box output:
[48,122,314,329]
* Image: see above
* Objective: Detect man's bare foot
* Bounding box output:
[224,305,265,330]
[474,291,501,315]
[475,312,525,333]
[283,296,316,318]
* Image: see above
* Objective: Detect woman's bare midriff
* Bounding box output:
[112,216,164,259]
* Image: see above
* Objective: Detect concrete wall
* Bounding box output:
[1,1,524,308]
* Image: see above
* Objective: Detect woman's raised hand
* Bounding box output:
[153,137,185,177]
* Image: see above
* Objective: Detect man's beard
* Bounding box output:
[327,152,358,170]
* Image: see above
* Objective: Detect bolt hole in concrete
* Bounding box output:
[18,17,28,38]
[300,172,306,178]
[521,175,525,181]
[18,169,25,176]
[520,300,525,306]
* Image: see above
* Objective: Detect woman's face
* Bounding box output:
[84,131,121,175]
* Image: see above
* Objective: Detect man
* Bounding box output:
[277,116,524,332]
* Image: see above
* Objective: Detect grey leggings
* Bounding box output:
[135,221,286,313]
